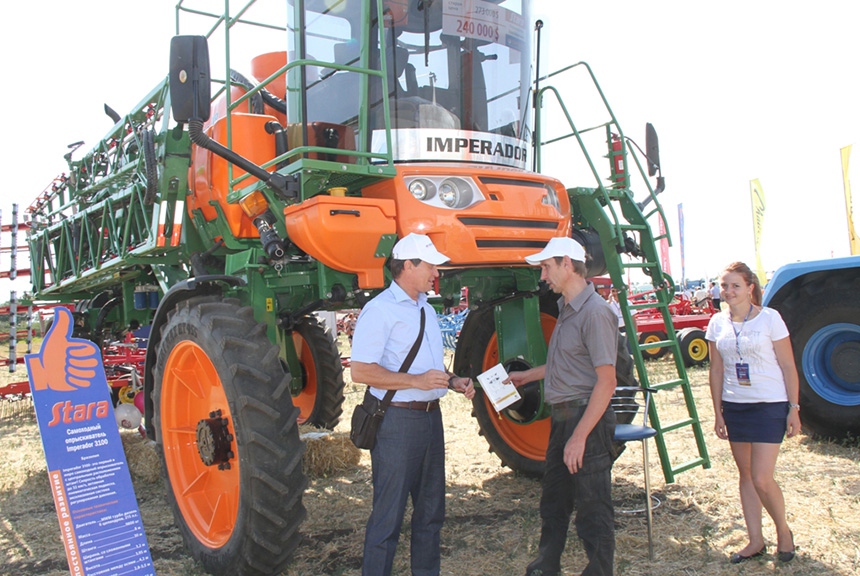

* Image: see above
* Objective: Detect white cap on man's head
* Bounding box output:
[524,237,586,265]
[392,233,450,265]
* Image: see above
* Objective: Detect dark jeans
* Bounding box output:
[527,403,616,576]
[362,405,445,576]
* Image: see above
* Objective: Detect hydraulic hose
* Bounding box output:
[229,70,265,114]
[230,69,286,115]
[261,90,287,115]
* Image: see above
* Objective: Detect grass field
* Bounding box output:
[1,338,858,575]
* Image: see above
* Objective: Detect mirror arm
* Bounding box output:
[187,119,293,199]
[637,176,665,212]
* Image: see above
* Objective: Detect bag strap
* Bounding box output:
[378,307,426,410]
[398,307,426,374]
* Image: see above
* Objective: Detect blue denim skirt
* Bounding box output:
[722,401,788,443]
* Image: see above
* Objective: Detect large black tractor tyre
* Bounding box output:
[454,295,637,478]
[152,296,307,576]
[776,274,860,439]
[677,327,709,367]
[639,331,669,360]
[291,315,345,428]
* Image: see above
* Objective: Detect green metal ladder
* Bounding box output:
[577,183,710,483]
[536,62,710,483]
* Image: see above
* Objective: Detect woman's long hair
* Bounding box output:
[722,262,762,305]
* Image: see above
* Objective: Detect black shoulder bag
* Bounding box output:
[349,308,426,450]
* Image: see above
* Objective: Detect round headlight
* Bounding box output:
[409,179,435,201]
[438,181,458,207]
[438,178,472,208]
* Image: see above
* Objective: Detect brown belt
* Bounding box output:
[389,400,440,412]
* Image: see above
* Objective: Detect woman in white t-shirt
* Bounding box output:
[705,262,800,565]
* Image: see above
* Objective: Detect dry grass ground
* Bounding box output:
[1,336,858,576]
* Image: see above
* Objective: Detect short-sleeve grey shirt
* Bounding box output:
[544,282,618,404]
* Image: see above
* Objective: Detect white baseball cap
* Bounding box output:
[525,237,586,265]
[392,233,450,265]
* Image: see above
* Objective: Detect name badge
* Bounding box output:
[736,363,751,386]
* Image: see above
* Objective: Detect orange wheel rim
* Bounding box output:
[291,332,317,424]
[481,313,554,462]
[161,340,240,548]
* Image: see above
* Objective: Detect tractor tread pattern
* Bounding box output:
[153,296,306,576]
[775,270,860,438]
[294,315,346,429]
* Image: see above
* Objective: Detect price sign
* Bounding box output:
[442,0,525,50]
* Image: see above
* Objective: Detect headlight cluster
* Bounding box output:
[406,176,484,210]
[541,185,561,213]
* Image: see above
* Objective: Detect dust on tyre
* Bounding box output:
[153,296,307,576]
[639,331,668,360]
[776,275,860,439]
[677,327,709,367]
[290,315,345,429]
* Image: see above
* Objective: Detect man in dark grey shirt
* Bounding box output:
[508,237,618,576]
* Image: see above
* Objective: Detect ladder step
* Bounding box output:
[619,223,648,231]
[638,339,674,351]
[621,261,658,269]
[670,457,711,475]
[659,417,696,433]
[651,378,686,390]
[629,301,669,311]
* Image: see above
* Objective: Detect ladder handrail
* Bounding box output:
[535,61,710,482]
[533,62,673,250]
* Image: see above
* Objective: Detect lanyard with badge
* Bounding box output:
[732,304,754,385]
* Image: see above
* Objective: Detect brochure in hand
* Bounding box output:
[477,363,521,412]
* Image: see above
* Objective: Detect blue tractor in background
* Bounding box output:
[763,255,860,439]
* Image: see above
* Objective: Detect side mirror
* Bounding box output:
[169,36,211,123]
[645,122,660,177]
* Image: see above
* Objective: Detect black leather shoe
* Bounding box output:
[729,546,766,564]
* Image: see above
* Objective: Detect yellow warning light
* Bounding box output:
[239,191,269,219]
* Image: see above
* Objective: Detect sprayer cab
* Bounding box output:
[165,0,572,285]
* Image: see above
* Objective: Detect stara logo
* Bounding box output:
[26,307,100,392]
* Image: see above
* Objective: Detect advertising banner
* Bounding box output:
[27,307,154,576]
[658,214,671,276]
[678,203,685,287]
[750,178,767,285]
[841,145,858,255]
